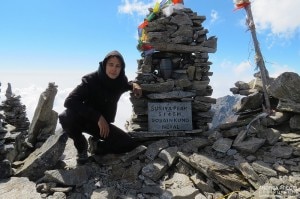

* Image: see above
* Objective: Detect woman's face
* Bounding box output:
[105,56,122,79]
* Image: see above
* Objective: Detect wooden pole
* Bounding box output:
[244,4,271,114]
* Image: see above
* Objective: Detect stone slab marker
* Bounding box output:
[27,82,58,145]
[148,101,192,131]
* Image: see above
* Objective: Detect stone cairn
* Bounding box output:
[0,82,12,179]
[0,82,59,180]
[0,83,30,179]
[1,83,30,132]
[125,1,217,136]
[227,72,300,155]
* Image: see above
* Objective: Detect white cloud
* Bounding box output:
[210,10,219,24]
[233,60,252,74]
[210,60,255,98]
[118,0,155,16]
[268,63,299,78]
[115,93,133,130]
[251,0,300,38]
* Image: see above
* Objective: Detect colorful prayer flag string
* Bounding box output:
[137,0,184,52]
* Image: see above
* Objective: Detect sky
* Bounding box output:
[1,0,300,130]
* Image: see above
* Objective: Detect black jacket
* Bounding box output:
[64,51,132,124]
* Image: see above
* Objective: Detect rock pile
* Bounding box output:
[126,3,217,134]
[230,72,300,133]
[1,83,30,132]
[1,72,300,199]
[0,82,12,179]
[0,82,30,179]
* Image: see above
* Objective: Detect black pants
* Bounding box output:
[58,109,138,154]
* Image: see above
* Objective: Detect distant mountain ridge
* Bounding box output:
[210,95,240,128]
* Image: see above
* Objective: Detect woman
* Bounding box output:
[59,50,142,164]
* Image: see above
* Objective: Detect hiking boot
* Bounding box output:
[76,150,89,165]
[88,136,98,155]
[88,136,107,155]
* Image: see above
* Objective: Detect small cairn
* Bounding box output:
[1,83,30,132]
[1,82,11,179]
[1,84,31,163]
[126,0,217,135]
[0,83,13,179]
[230,72,300,131]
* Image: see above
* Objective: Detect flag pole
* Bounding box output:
[237,1,271,114]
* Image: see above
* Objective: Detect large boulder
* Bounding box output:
[268,72,300,103]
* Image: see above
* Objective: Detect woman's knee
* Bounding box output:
[59,109,77,128]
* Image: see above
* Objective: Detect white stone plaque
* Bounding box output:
[148,102,192,131]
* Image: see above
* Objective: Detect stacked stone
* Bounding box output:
[1,83,30,132]
[230,72,300,126]
[0,82,13,179]
[227,72,300,141]
[126,5,217,132]
[230,72,270,120]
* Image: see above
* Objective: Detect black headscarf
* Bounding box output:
[97,50,128,91]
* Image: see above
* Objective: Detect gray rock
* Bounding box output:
[14,131,68,181]
[43,166,91,186]
[145,139,169,160]
[290,114,300,130]
[233,137,265,153]
[142,158,169,181]
[277,99,300,113]
[141,81,174,93]
[147,90,195,100]
[180,137,210,153]
[257,127,281,145]
[27,82,58,145]
[271,144,293,159]
[212,137,233,153]
[120,145,147,162]
[234,92,263,112]
[178,152,249,191]
[190,173,216,193]
[252,161,277,177]
[269,72,300,103]
[234,154,265,189]
[0,177,41,198]
[158,146,178,166]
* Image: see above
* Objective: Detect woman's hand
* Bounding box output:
[132,82,142,98]
[98,116,109,138]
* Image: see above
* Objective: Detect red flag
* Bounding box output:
[234,2,251,11]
